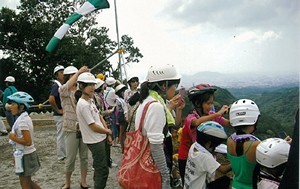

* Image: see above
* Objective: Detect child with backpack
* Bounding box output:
[184,121,231,189]
[227,99,261,189]
[178,84,232,184]
[253,138,291,189]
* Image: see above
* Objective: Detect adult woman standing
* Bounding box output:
[135,64,181,189]
[76,72,112,189]
[59,66,90,189]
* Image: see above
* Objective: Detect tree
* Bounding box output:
[0,0,142,102]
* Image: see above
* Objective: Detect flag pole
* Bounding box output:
[114,0,123,82]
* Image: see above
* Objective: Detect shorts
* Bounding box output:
[117,112,127,126]
[16,151,40,177]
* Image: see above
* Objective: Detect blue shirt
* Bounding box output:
[49,82,62,116]
[3,86,18,105]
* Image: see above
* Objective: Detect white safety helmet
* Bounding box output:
[95,78,105,89]
[4,76,15,83]
[115,84,127,93]
[63,66,78,75]
[54,65,64,74]
[77,72,97,84]
[229,99,260,127]
[105,89,116,106]
[256,138,290,168]
[127,74,139,83]
[197,121,227,139]
[146,64,181,83]
[106,77,116,85]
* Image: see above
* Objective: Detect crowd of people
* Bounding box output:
[1,63,297,189]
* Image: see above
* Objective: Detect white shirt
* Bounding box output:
[257,178,280,189]
[76,98,106,144]
[135,96,165,144]
[16,115,36,155]
[184,143,220,189]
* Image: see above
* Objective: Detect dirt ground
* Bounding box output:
[0,113,123,189]
[0,113,233,189]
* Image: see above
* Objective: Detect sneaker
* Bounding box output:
[58,159,65,164]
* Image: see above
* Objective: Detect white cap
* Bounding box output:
[146,64,181,83]
[115,84,126,93]
[106,77,116,85]
[77,72,97,83]
[54,65,64,74]
[4,76,15,82]
[64,66,78,75]
[95,78,105,89]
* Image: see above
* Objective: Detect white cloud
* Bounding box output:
[234,30,279,44]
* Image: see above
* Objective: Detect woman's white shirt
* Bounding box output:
[135,96,165,144]
[76,98,106,144]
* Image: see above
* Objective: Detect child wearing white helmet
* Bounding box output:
[103,76,120,147]
[253,138,291,189]
[59,65,90,189]
[134,64,182,188]
[93,78,116,168]
[8,92,41,189]
[3,76,18,129]
[227,99,262,189]
[115,84,128,153]
[184,121,231,189]
[124,74,139,103]
[75,72,112,189]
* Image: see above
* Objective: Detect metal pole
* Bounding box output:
[114,0,122,81]
[90,49,119,71]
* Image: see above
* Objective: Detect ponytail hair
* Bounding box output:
[139,81,149,103]
[75,90,82,104]
[74,82,88,103]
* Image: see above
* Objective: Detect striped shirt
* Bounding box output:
[59,82,78,132]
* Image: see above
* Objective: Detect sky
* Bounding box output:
[1,0,299,81]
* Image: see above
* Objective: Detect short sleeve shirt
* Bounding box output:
[184,143,220,189]
[58,83,77,132]
[15,115,36,155]
[76,98,106,144]
[50,82,62,116]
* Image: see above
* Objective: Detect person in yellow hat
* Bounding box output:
[97,74,105,81]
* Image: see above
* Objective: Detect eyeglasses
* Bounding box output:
[131,79,139,83]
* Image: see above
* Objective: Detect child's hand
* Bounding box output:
[284,136,292,144]
[169,94,180,111]
[9,132,16,140]
[107,135,112,145]
[79,66,89,74]
[218,105,229,116]
[106,129,112,135]
[177,98,186,110]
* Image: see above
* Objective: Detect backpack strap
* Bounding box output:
[8,86,14,95]
[138,101,157,132]
[236,139,253,156]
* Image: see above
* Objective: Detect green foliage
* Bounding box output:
[0,0,142,102]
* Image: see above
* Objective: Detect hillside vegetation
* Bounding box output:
[181,86,299,140]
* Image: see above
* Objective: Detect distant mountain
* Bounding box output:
[180,71,299,89]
